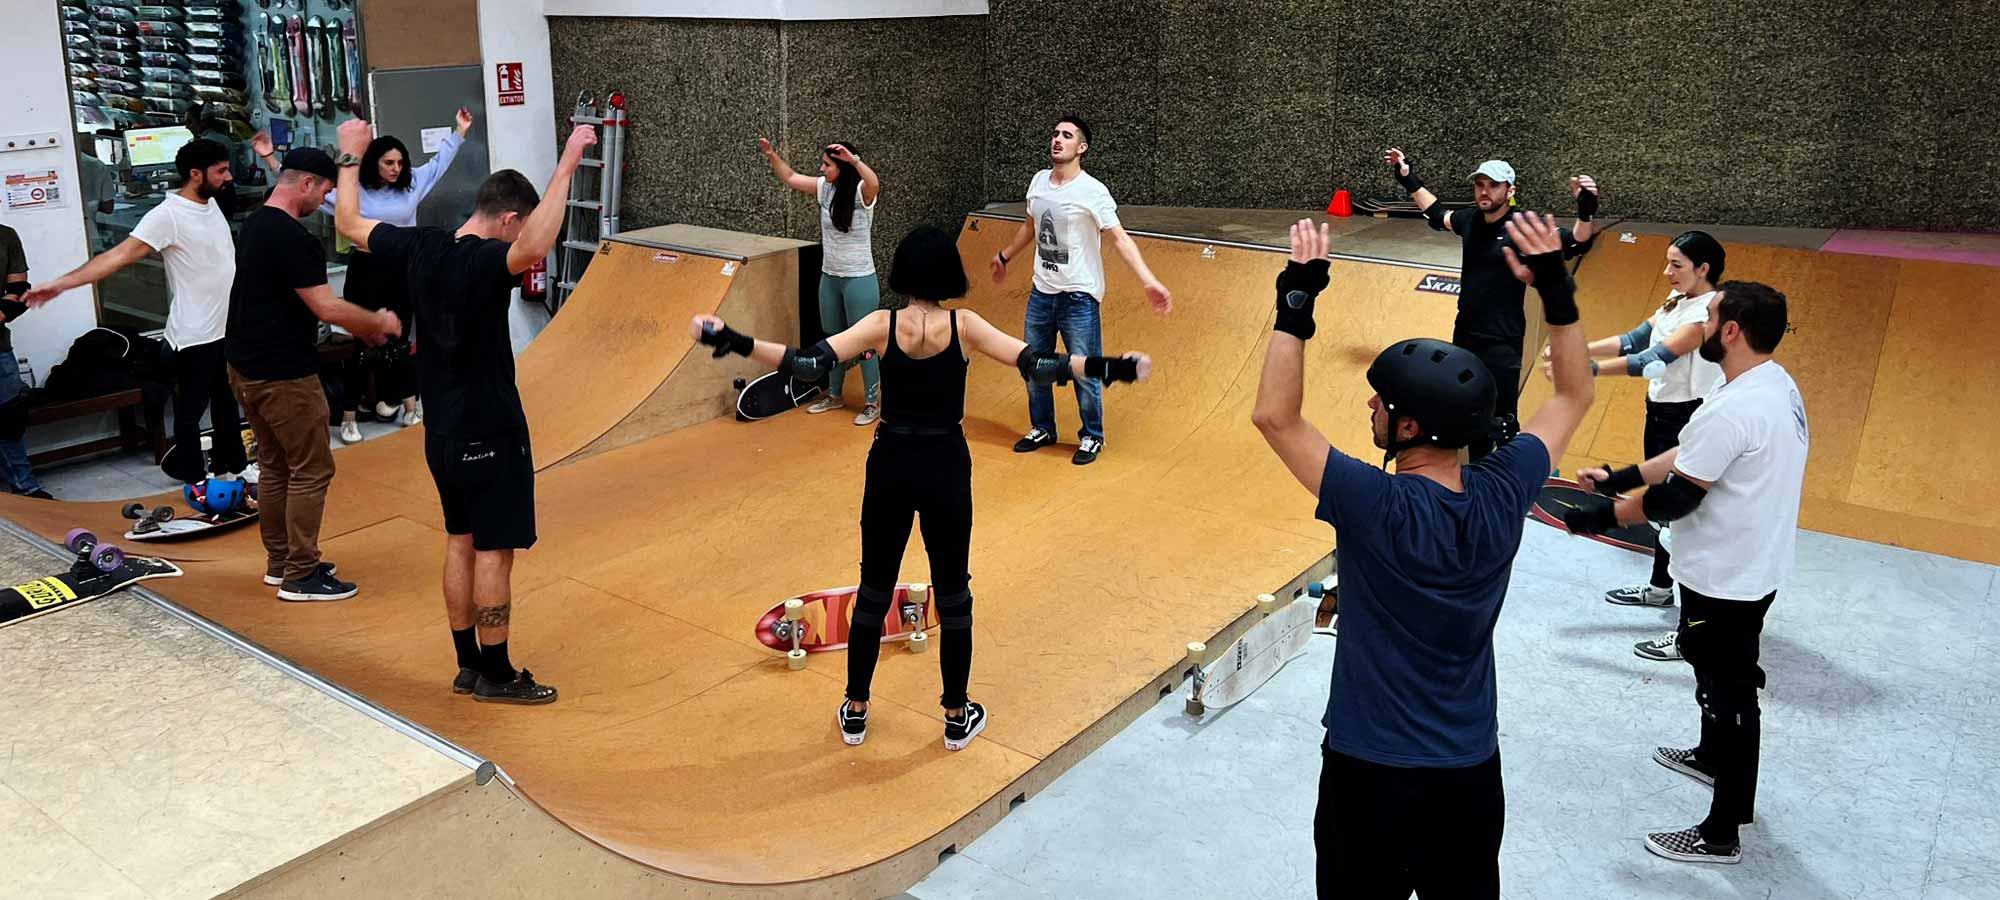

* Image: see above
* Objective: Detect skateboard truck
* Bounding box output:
[121,502,176,535]
[62,528,126,574]
[903,582,929,654]
[780,598,808,670]
[1184,639,1211,716]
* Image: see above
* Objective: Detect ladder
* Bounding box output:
[549,90,627,313]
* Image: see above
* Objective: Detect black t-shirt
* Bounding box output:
[367,223,525,440]
[1447,207,1577,348]
[225,206,328,380]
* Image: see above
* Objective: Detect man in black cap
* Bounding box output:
[1252,213,1597,898]
[227,147,401,603]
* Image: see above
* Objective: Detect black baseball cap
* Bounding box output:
[281,147,338,181]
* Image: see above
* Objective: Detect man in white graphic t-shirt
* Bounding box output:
[26,139,250,486]
[990,115,1171,465]
[1566,280,1808,866]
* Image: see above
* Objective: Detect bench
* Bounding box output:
[27,387,167,466]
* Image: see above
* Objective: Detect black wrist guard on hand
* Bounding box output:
[1576,187,1599,221]
[1597,465,1645,496]
[1563,498,1621,536]
[1394,162,1423,195]
[698,323,754,358]
[1273,259,1331,341]
[1084,355,1139,384]
[1521,251,1580,326]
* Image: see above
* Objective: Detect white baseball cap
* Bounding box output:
[1469,160,1516,184]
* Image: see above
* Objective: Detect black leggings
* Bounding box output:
[1645,397,1702,588]
[848,429,974,709]
[1315,745,1504,898]
[1457,334,1522,461]
[1679,586,1774,845]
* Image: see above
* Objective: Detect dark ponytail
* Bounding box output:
[1671,230,1726,287]
[826,142,861,233]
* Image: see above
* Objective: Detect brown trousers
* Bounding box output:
[230,367,335,584]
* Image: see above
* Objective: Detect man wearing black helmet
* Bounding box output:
[1252,213,1597,897]
[1382,148,1599,458]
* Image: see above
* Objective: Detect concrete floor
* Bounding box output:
[909,522,2000,900]
[33,414,411,502]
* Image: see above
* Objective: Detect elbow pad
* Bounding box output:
[1563,232,1596,260]
[1,282,25,299]
[1625,342,1680,376]
[1015,348,1070,386]
[1641,473,1708,522]
[1616,321,1653,356]
[779,340,839,381]
[1423,204,1449,232]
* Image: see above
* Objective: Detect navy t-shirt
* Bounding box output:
[1315,434,1550,767]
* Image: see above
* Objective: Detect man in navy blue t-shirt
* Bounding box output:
[1252,214,1598,897]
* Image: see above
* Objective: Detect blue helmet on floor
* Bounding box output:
[186,477,246,514]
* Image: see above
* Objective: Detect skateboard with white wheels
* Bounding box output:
[756,583,938,671]
[1185,591,1320,716]
[0,529,182,628]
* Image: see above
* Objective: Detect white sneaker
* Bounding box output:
[401,406,422,427]
[374,401,399,419]
[1635,630,1683,661]
[853,404,880,426]
[338,421,363,444]
[806,396,844,414]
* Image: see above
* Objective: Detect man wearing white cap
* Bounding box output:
[1382,150,1600,458]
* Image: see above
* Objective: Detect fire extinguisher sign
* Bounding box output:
[497,62,526,107]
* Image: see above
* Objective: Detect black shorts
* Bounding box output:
[425,431,537,551]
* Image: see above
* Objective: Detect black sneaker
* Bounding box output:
[838,700,868,746]
[1072,436,1103,466]
[944,701,988,751]
[1012,427,1056,453]
[1605,584,1675,607]
[23,489,54,500]
[265,562,339,587]
[452,668,480,695]
[1644,826,1741,864]
[1654,746,1716,786]
[277,569,358,602]
[473,668,557,705]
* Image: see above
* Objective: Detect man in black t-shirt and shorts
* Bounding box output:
[333,117,596,705]
[1382,148,1601,458]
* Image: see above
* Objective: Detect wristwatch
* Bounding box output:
[335,152,362,167]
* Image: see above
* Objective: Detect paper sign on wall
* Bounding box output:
[497,62,525,107]
[4,170,62,211]
[420,127,452,154]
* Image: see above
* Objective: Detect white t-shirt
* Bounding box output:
[1026,169,1120,300]
[1645,290,1722,403]
[816,176,877,277]
[129,193,236,350]
[1668,360,1810,600]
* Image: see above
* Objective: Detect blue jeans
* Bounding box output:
[1025,289,1103,441]
[0,359,40,494]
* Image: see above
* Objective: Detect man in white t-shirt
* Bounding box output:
[26,139,250,485]
[1565,281,1808,866]
[989,115,1171,465]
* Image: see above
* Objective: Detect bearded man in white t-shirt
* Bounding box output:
[1565,281,1808,866]
[26,138,250,485]
[989,115,1171,465]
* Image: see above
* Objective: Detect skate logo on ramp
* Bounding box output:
[1414,274,1461,296]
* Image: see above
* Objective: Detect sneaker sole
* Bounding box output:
[264,565,339,587]
[1606,595,1675,607]
[1634,646,1684,661]
[837,707,866,745]
[277,587,358,602]
[944,715,987,751]
[473,692,558,705]
[1654,750,1717,787]
[1644,838,1740,865]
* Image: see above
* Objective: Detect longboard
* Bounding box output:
[1187,593,1319,716]
[1528,476,1659,554]
[756,583,938,669]
[734,369,824,422]
[1,533,183,629]
[341,18,361,115]
[286,14,307,117]
[121,501,258,542]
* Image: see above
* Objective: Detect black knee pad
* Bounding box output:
[935,589,973,631]
[852,585,892,627]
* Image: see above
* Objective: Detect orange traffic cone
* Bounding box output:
[1327,189,1352,217]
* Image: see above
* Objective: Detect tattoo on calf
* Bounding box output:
[476,602,512,628]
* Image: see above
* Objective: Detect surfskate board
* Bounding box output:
[734,369,824,422]
[1186,592,1320,716]
[1,530,182,629]
[756,582,938,670]
[285,14,308,117]
[121,500,257,542]
[1528,476,1659,554]
[341,18,361,115]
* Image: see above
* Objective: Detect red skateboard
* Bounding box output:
[755,583,939,670]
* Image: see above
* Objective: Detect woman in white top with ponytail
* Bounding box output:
[1548,230,1725,658]
[758,138,883,425]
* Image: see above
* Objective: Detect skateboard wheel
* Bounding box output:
[1256,592,1279,614]
[782,598,804,621]
[1185,698,1205,717]
[1185,641,1207,667]
[786,648,807,671]
[64,528,96,555]
[122,502,146,520]
[1307,582,1324,598]
[91,543,125,572]
[908,629,929,653]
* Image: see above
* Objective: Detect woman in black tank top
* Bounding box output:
[692,226,1153,752]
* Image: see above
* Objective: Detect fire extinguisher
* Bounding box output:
[522,257,548,303]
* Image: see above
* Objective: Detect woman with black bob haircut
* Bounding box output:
[691,225,1154,751]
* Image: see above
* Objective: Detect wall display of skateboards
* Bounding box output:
[66,0,366,155]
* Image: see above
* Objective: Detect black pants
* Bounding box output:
[1678,585,1774,845]
[1315,745,1504,898]
[1643,397,1702,588]
[848,428,974,708]
[1457,333,1521,462]
[342,341,416,410]
[164,339,247,483]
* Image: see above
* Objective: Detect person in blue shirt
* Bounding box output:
[1252,214,1598,897]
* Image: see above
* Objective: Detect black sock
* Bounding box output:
[480,640,515,683]
[451,627,479,670]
